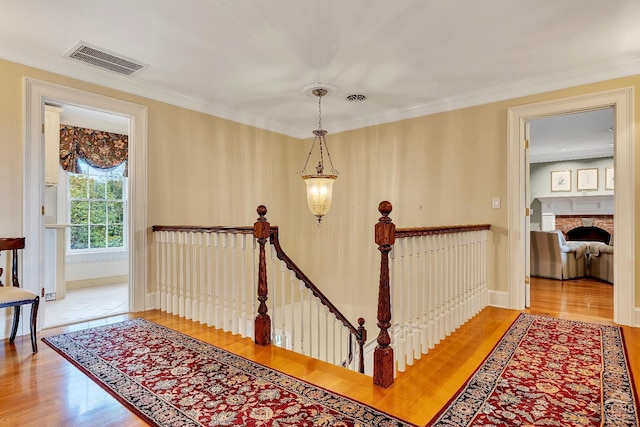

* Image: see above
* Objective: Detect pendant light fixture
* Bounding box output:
[299,84,338,225]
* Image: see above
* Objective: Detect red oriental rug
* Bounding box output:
[43,319,413,427]
[429,313,639,426]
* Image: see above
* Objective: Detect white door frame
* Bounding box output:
[507,87,635,326]
[24,78,148,327]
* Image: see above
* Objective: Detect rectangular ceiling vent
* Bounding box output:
[65,42,146,76]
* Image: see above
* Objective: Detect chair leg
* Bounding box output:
[30,297,40,353]
[9,305,21,343]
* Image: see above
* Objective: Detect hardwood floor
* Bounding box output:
[1,277,637,427]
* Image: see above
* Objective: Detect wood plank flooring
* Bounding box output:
[1,277,637,427]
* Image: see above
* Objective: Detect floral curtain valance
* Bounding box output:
[59,125,129,176]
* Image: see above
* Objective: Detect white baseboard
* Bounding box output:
[66,275,128,290]
[488,290,510,308]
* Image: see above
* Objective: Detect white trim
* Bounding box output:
[4,44,640,138]
[488,290,510,309]
[634,307,640,328]
[24,79,148,332]
[66,250,128,264]
[507,88,635,326]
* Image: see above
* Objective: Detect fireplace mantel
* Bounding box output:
[536,195,614,216]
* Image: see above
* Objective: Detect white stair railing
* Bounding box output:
[153,227,256,335]
[152,221,366,374]
[390,226,490,373]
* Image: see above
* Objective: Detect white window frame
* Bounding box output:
[66,160,129,254]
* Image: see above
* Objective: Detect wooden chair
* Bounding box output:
[0,238,39,352]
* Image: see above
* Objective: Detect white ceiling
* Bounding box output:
[1,0,637,160]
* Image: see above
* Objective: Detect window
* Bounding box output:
[68,159,127,251]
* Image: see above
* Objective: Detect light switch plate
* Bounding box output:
[492,197,501,209]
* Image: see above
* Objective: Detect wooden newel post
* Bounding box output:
[356,317,367,374]
[254,205,271,345]
[373,200,395,388]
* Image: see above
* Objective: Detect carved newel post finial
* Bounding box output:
[254,205,271,345]
[373,201,395,388]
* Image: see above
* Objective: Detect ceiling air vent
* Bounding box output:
[65,42,146,76]
[346,94,367,102]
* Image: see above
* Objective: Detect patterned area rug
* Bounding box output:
[429,313,639,426]
[43,319,412,427]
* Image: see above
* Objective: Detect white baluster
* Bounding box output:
[410,236,421,361]
[206,233,216,326]
[426,235,436,349]
[221,233,230,332]
[194,232,200,320]
[269,244,277,341]
[436,233,445,344]
[331,317,336,365]
[280,258,287,349]
[153,231,160,309]
[184,232,193,320]
[160,231,167,311]
[175,231,183,316]
[299,281,306,356]
[170,231,178,315]
[404,237,418,366]
[239,234,247,338]
[419,235,428,355]
[198,232,206,324]
[249,236,256,339]
[315,297,321,360]
[452,232,461,331]
[396,238,407,369]
[288,270,297,351]
[213,233,222,328]
[230,233,238,335]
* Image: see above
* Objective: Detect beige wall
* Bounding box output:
[1,58,638,330]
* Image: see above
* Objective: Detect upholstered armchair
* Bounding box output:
[530,230,588,280]
[588,241,613,283]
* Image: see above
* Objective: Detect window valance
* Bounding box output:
[59,125,129,176]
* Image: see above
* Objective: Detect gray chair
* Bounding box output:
[588,241,613,284]
[530,230,588,280]
[0,238,39,352]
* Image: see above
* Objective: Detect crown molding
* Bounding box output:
[530,147,614,164]
[3,42,640,139]
[323,56,640,137]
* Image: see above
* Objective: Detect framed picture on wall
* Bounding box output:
[605,167,614,190]
[577,168,598,190]
[550,170,571,192]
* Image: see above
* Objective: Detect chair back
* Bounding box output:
[0,238,26,288]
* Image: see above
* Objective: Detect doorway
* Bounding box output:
[42,102,131,328]
[507,88,635,326]
[23,78,148,332]
[527,108,615,320]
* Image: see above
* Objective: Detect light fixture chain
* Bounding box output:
[323,136,338,175]
[299,138,317,175]
[318,91,323,130]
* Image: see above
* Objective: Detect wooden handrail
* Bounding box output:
[151,208,367,374]
[373,202,492,387]
[269,225,367,373]
[395,224,491,238]
[151,225,254,234]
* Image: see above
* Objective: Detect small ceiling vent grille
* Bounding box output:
[346,94,367,102]
[65,42,146,76]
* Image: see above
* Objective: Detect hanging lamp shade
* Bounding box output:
[302,171,337,221]
[299,85,339,225]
